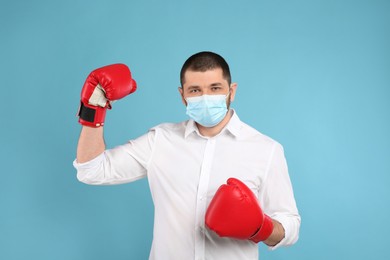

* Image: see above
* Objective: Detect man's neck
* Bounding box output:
[197,110,233,137]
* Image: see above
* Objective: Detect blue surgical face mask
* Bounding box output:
[185,93,229,127]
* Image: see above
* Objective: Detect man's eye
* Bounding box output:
[189,89,200,93]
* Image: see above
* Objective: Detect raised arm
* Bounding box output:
[75,64,137,163]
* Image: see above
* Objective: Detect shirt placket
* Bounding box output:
[194,138,216,260]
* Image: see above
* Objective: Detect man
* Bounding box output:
[74,51,301,259]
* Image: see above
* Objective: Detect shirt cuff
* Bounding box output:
[267,214,300,250]
[73,152,105,170]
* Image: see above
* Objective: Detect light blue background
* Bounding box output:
[1,0,389,259]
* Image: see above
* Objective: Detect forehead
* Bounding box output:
[182,68,227,88]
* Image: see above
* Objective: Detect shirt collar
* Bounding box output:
[184,109,242,139]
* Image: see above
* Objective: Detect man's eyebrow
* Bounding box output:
[187,85,200,89]
[186,83,223,89]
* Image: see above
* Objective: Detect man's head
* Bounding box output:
[178,51,238,133]
[179,51,236,102]
[180,51,231,87]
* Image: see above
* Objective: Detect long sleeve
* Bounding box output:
[73,130,155,185]
[260,142,301,250]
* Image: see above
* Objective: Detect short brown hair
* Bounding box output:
[180,51,231,86]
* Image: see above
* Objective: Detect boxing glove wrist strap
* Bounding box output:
[78,102,107,127]
[249,214,274,243]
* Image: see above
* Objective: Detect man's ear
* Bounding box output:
[178,87,187,106]
[229,83,238,102]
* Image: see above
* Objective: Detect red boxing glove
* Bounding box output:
[78,63,137,127]
[205,178,274,243]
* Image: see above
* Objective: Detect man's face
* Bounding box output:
[179,68,237,107]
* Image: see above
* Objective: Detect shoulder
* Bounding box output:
[238,120,283,150]
[149,121,188,136]
[230,111,281,147]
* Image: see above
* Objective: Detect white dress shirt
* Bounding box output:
[73,110,300,260]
